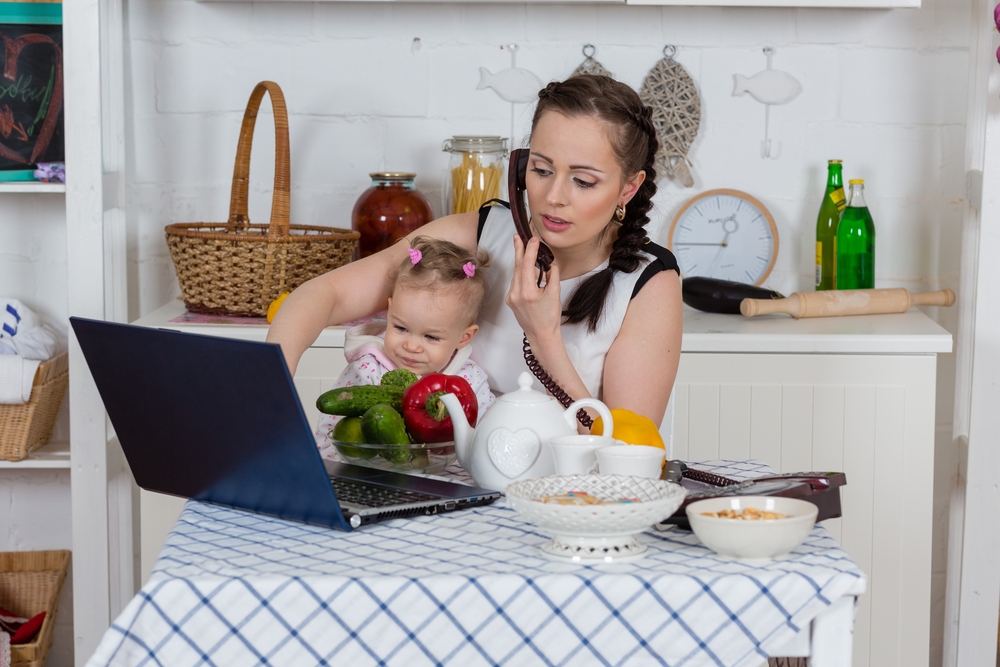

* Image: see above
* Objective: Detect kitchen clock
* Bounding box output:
[667,189,779,286]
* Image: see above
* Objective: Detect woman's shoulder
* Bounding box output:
[630,241,679,300]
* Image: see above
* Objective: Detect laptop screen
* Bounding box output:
[71,317,352,531]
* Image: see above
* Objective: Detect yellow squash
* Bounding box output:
[266,292,291,323]
[591,408,665,450]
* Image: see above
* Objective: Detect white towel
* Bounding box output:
[0,355,40,404]
[0,299,62,361]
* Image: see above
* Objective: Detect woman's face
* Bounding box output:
[526,111,644,254]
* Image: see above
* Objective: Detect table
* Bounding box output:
[86,461,866,667]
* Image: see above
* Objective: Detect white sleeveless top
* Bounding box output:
[470,204,677,398]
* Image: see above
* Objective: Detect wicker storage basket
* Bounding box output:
[0,550,70,667]
[165,81,359,317]
[0,353,68,462]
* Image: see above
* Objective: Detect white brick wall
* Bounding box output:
[0,0,972,664]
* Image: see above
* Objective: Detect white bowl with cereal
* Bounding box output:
[506,474,687,563]
[686,496,818,560]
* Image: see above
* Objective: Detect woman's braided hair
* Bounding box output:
[531,75,659,332]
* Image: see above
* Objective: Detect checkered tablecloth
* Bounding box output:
[87,461,866,667]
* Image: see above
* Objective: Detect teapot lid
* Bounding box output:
[498,372,555,405]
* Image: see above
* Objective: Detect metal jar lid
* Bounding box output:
[370,172,416,179]
[442,136,508,154]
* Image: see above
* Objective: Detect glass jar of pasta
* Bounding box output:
[351,173,433,259]
[442,136,508,215]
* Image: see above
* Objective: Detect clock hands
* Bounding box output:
[675,241,729,247]
[705,219,739,276]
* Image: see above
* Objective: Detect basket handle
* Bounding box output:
[227,81,291,236]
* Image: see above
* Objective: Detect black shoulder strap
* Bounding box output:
[477,199,509,242]
[631,241,679,300]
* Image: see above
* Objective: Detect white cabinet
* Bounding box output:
[677,307,951,667]
[130,301,348,581]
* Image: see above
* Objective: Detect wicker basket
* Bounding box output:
[0,353,68,462]
[0,550,70,667]
[165,81,359,317]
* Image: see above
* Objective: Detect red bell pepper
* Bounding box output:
[401,373,478,444]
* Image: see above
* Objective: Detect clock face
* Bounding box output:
[668,189,778,286]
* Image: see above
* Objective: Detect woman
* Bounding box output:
[267,75,682,427]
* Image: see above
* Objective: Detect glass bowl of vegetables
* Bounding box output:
[332,439,457,474]
[321,371,479,475]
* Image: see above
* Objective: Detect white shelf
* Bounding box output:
[133,300,348,347]
[0,182,66,193]
[0,440,71,469]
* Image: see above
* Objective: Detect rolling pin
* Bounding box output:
[740,288,955,319]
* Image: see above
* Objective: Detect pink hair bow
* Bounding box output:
[408,248,422,265]
[463,262,476,278]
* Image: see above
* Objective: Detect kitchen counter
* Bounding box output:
[681,306,953,354]
[672,305,952,667]
[136,299,953,355]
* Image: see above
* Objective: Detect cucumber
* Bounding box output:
[682,277,783,315]
[361,404,412,465]
[360,404,411,446]
[316,385,404,417]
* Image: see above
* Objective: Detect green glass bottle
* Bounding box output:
[815,160,846,290]
[835,180,875,290]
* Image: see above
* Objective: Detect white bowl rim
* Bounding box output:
[685,496,819,523]
[507,474,685,503]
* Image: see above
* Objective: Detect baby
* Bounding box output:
[316,236,495,451]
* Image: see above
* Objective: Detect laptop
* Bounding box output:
[69,317,500,531]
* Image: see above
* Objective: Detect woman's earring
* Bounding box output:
[614,203,627,221]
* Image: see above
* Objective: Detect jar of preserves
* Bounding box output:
[442,136,508,215]
[351,173,433,259]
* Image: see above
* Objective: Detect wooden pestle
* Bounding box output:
[740,288,956,319]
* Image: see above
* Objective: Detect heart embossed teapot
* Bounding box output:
[439,372,614,491]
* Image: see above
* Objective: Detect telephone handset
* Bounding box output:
[507,148,555,279]
[508,149,592,428]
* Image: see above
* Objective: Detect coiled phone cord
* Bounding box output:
[522,335,594,429]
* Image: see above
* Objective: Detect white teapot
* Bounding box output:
[439,372,614,491]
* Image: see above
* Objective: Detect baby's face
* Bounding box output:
[383,285,477,377]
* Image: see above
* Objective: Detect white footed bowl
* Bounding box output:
[686,496,818,561]
[506,474,687,563]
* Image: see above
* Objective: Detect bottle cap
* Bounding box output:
[849,179,865,185]
[828,159,843,164]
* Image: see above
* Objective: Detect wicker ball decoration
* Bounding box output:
[639,46,701,188]
[572,44,612,78]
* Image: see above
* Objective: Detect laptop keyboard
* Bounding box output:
[330,477,440,508]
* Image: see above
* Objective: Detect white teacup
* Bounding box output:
[549,435,623,475]
[596,444,665,479]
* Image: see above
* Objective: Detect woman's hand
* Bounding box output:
[506,234,563,345]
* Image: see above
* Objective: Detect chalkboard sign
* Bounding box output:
[0,4,63,172]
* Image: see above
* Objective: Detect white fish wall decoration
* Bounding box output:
[733,69,802,105]
[477,67,543,104]
[734,46,802,159]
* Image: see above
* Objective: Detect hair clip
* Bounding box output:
[408,248,423,265]
[463,262,476,278]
